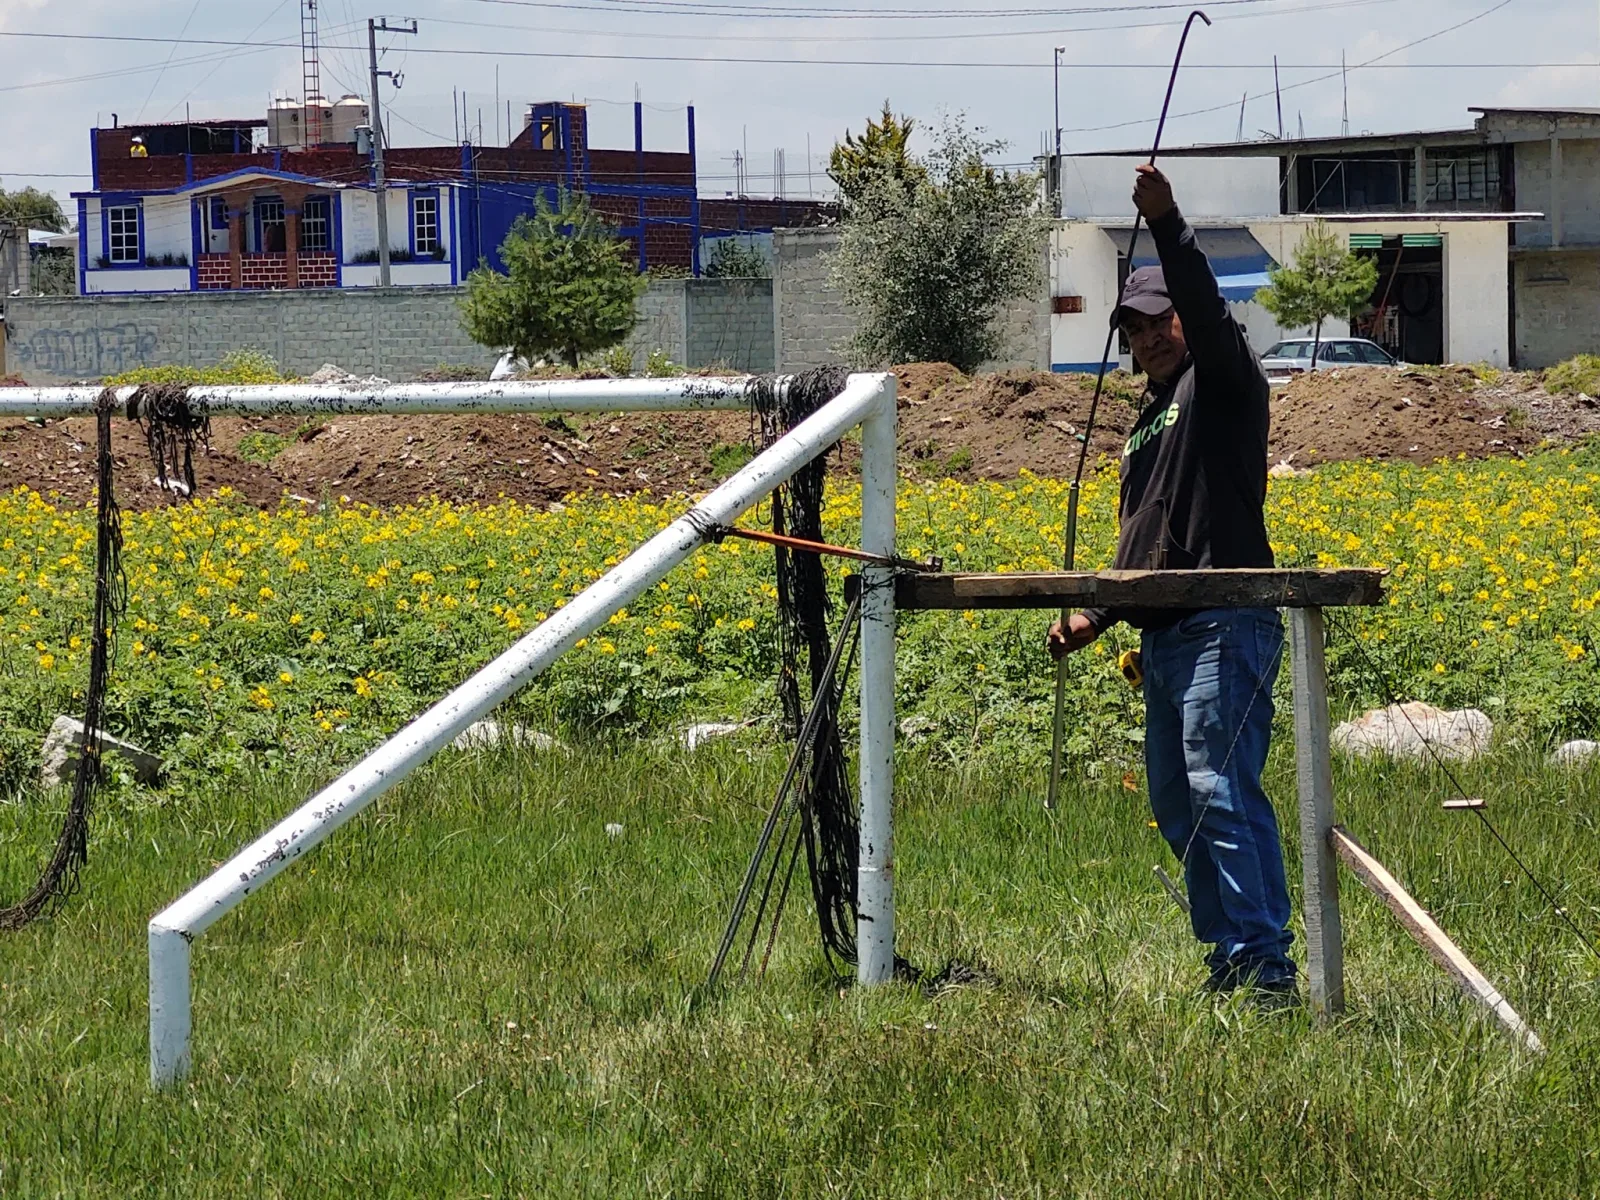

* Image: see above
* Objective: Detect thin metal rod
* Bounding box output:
[1046,9,1210,812]
[708,592,863,990]
[148,373,896,1088]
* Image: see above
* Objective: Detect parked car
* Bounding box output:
[1260,337,1403,384]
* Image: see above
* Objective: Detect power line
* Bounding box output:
[1061,0,1517,134]
[427,0,1404,44]
[0,27,1568,73]
[458,0,1337,20]
[134,0,204,123]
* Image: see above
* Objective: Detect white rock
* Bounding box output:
[605,823,625,839]
[451,720,561,753]
[681,722,742,751]
[40,715,160,789]
[305,363,391,388]
[1332,702,1492,763]
[1550,739,1600,767]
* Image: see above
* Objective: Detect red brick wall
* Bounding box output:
[197,252,339,290]
[197,254,231,290]
[297,252,338,288]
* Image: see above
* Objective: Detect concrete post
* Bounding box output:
[1414,144,1427,212]
[1550,133,1564,248]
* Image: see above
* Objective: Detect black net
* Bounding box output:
[130,382,210,497]
[0,391,127,930]
[744,367,860,968]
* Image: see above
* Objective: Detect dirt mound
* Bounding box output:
[1268,366,1546,467]
[0,362,1590,511]
[894,363,1138,482]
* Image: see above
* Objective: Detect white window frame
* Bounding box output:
[412,193,440,257]
[107,204,141,265]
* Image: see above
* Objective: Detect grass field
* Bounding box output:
[3,739,1598,1197]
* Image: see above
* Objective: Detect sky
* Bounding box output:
[0,0,1596,214]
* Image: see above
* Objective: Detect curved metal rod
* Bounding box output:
[1047,9,1210,811]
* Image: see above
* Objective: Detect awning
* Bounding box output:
[1217,271,1272,302]
[1110,225,1277,300]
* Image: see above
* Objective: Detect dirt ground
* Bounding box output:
[0,362,1592,510]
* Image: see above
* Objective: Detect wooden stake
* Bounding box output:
[1330,826,1544,1053]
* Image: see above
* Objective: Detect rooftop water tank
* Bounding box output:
[331,95,370,145]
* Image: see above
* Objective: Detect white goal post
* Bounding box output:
[77,373,899,1088]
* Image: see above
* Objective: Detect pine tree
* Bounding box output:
[827,102,926,208]
[1255,220,1379,368]
[460,190,646,368]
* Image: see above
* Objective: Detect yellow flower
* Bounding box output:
[353,676,373,699]
[309,629,327,644]
[37,653,54,671]
[279,671,294,684]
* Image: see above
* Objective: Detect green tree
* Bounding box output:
[830,113,1048,373]
[702,238,770,279]
[828,102,925,207]
[1255,220,1379,368]
[460,190,646,367]
[0,186,66,232]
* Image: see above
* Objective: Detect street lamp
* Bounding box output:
[1053,46,1066,218]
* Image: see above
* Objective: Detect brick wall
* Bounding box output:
[197,255,230,290]
[772,227,1051,372]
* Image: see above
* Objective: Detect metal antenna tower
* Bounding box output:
[301,0,325,148]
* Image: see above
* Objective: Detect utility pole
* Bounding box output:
[1053,46,1065,218]
[368,16,417,287]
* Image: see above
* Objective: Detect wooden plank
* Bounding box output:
[895,568,1385,612]
[1331,826,1544,1053]
[1289,607,1346,1022]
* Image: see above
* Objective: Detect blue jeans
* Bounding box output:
[1142,607,1295,983]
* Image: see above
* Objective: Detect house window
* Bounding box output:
[256,196,286,253]
[107,204,140,264]
[301,196,331,252]
[209,196,229,230]
[412,193,440,256]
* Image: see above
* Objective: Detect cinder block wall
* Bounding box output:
[3,278,777,383]
[772,227,1051,373]
[686,278,774,372]
[5,288,493,383]
[1514,250,1600,368]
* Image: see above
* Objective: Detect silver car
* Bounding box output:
[1260,337,1402,384]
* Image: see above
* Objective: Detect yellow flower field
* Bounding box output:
[0,448,1594,785]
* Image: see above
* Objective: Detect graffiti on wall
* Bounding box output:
[11,324,160,380]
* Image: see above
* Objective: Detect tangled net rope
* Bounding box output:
[744,366,860,969]
[0,390,127,930]
[2,383,206,931]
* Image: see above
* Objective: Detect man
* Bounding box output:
[1047,164,1294,1000]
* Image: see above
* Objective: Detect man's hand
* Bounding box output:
[1132,164,1177,223]
[1047,612,1100,660]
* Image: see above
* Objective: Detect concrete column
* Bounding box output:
[1414,144,1427,212]
[1550,134,1564,248]
[1285,153,1299,214]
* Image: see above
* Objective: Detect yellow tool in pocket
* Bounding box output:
[1119,650,1144,688]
